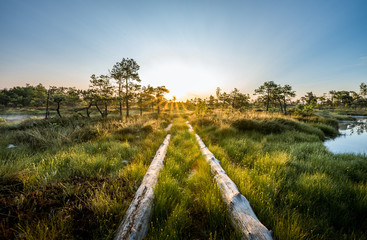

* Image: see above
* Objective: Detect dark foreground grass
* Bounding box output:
[192,113,367,240]
[0,115,168,239]
[147,118,241,240]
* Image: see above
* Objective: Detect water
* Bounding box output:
[324,116,367,155]
[0,114,43,123]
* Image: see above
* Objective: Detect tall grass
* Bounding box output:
[192,112,367,240]
[2,108,365,239]
[0,115,168,239]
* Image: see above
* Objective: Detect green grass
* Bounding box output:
[147,118,241,240]
[0,115,168,239]
[315,109,367,120]
[2,108,366,239]
[192,113,367,240]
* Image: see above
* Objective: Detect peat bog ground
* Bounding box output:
[1,110,366,240]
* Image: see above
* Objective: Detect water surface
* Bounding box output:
[0,114,43,123]
[324,117,367,155]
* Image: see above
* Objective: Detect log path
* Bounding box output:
[114,124,172,240]
[115,122,272,240]
[186,121,273,240]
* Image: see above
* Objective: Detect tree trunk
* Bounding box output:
[283,98,287,114]
[104,102,108,118]
[279,99,283,113]
[266,90,270,111]
[95,103,104,117]
[45,90,50,119]
[86,103,92,118]
[56,101,62,118]
[125,78,129,119]
[119,82,122,120]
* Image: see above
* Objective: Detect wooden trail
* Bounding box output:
[186,121,273,240]
[165,122,173,131]
[114,125,172,240]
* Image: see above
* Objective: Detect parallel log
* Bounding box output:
[114,134,171,240]
[187,122,273,240]
[165,122,173,131]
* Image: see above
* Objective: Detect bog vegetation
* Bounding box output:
[1,58,367,239]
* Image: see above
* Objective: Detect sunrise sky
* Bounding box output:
[1,0,366,100]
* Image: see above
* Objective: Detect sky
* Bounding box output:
[0,0,366,100]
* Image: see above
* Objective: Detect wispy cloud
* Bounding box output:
[357,56,367,66]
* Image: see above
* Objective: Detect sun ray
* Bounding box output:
[157,99,166,107]
[174,101,181,116]
[169,101,174,117]
[180,101,188,112]
[161,101,169,114]
[144,98,156,105]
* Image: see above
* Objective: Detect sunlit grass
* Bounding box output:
[2,108,365,239]
[0,114,168,239]
[192,111,367,239]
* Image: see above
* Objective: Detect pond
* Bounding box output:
[324,116,367,155]
[0,114,43,123]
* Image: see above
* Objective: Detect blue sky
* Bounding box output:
[0,0,366,99]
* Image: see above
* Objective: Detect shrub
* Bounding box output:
[232,118,326,139]
[141,125,153,134]
[311,123,339,137]
[195,118,216,127]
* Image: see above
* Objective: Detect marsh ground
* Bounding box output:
[1,109,366,239]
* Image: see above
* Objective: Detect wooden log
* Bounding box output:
[114,134,171,240]
[187,122,273,240]
[186,121,194,132]
[165,122,173,131]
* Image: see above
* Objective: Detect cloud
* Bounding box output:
[357,56,367,66]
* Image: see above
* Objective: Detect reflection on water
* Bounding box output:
[0,114,42,123]
[324,117,367,155]
[339,118,367,134]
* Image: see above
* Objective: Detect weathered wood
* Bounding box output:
[187,122,273,240]
[186,121,194,132]
[114,134,171,240]
[165,122,173,131]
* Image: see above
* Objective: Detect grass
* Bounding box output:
[0,114,168,239]
[315,109,367,120]
[147,118,241,240]
[315,110,358,121]
[192,111,367,240]
[2,107,366,239]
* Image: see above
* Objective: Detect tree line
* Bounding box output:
[188,81,367,115]
[0,58,170,119]
[2,62,367,117]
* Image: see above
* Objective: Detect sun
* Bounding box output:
[165,92,175,100]
[142,57,224,101]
